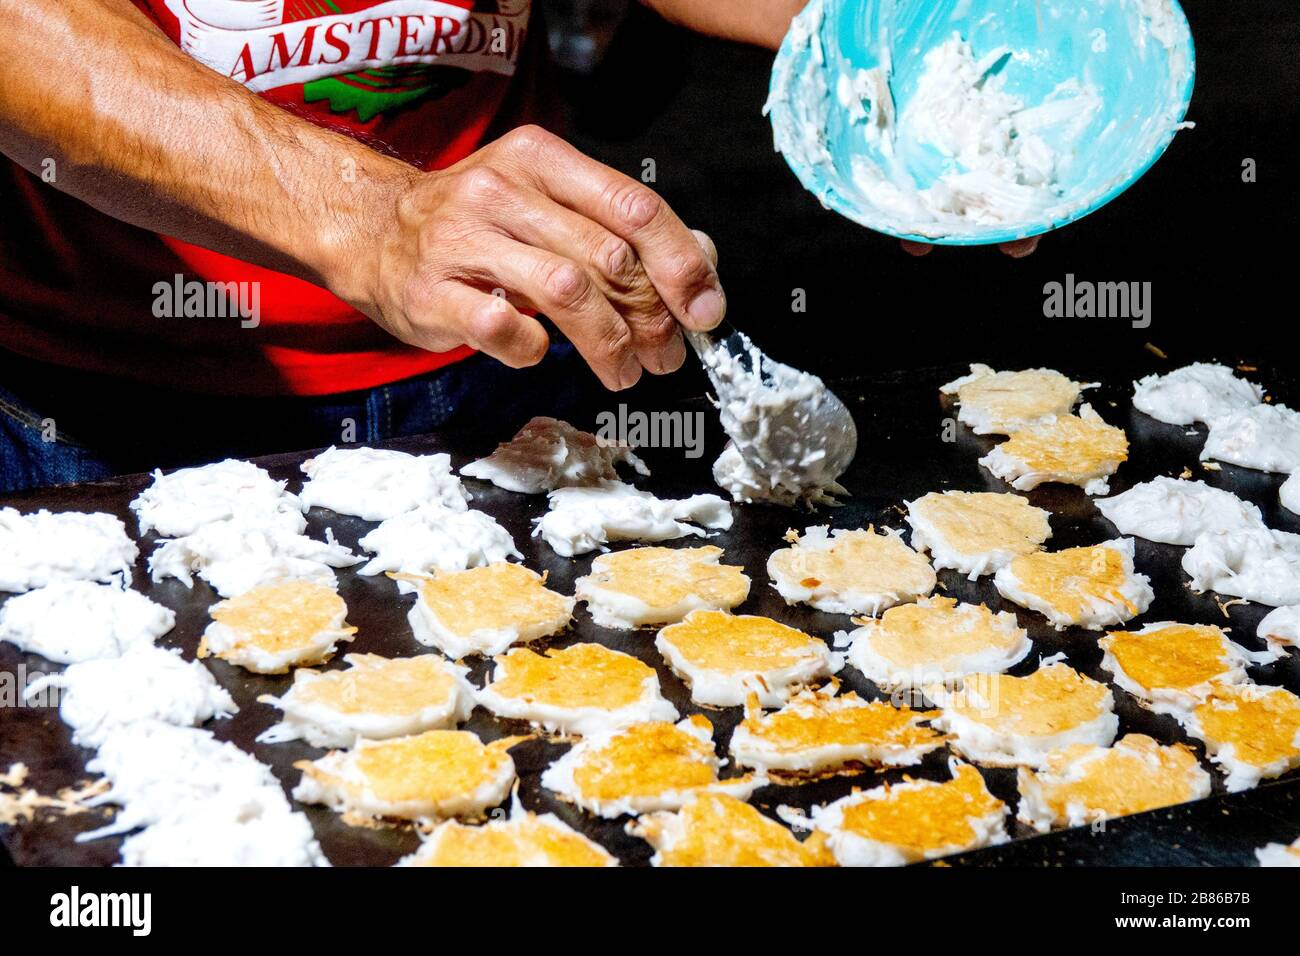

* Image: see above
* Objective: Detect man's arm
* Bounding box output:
[0,1,726,389]
[639,0,806,50]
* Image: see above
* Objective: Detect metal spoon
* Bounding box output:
[686,322,857,503]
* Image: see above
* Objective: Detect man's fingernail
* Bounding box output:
[658,334,687,374]
[687,288,725,329]
[619,352,642,389]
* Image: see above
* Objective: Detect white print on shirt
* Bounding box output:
[164,0,530,92]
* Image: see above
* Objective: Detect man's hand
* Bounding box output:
[345,127,726,391]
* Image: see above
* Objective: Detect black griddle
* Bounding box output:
[3,359,1298,867]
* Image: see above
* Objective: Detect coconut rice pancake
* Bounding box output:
[258,653,476,749]
[540,716,762,818]
[0,508,138,594]
[1256,837,1300,868]
[905,491,1052,578]
[994,539,1154,630]
[1016,734,1211,832]
[1131,362,1264,426]
[1178,683,1300,792]
[147,520,360,598]
[1096,477,1265,546]
[575,546,750,630]
[767,526,936,616]
[1282,472,1300,515]
[845,597,1031,692]
[129,458,304,537]
[399,807,617,867]
[534,480,732,558]
[629,792,835,867]
[293,729,518,822]
[940,364,1091,435]
[810,762,1008,867]
[1098,622,1259,716]
[655,610,837,707]
[729,685,945,775]
[1182,528,1300,607]
[979,404,1129,496]
[1201,403,1300,474]
[476,643,678,736]
[927,663,1118,769]
[406,562,574,659]
[298,446,470,521]
[0,581,174,664]
[26,645,236,749]
[201,579,356,674]
[1258,605,1300,654]
[356,503,520,579]
[460,416,650,494]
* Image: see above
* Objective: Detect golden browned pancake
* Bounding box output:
[1016,734,1211,832]
[401,811,616,867]
[994,539,1153,629]
[941,364,1087,434]
[631,793,835,867]
[1099,622,1252,714]
[980,404,1128,494]
[575,546,750,629]
[201,579,355,673]
[654,610,834,706]
[905,490,1052,576]
[1182,684,1300,791]
[767,526,936,616]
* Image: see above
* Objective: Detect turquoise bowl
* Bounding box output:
[767,0,1195,244]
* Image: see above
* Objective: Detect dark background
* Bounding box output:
[552,0,1298,395]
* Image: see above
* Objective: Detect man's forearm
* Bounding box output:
[640,0,805,50]
[0,0,410,300]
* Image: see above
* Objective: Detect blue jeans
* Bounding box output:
[0,345,597,493]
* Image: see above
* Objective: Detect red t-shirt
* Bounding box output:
[0,0,539,396]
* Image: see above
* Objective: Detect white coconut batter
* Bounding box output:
[357,503,520,580]
[0,581,174,664]
[298,446,470,520]
[461,416,649,493]
[148,520,360,597]
[533,480,732,558]
[1281,471,1300,515]
[130,458,304,537]
[1182,528,1300,607]
[1096,476,1265,545]
[1201,403,1300,474]
[0,508,138,593]
[1258,604,1300,654]
[25,645,236,748]
[1131,363,1264,426]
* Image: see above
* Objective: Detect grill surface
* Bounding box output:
[3,358,1298,867]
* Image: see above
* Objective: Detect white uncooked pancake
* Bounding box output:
[1182,528,1300,607]
[767,525,936,616]
[26,645,236,748]
[0,508,138,593]
[1131,362,1264,426]
[129,458,304,537]
[1201,403,1300,473]
[298,446,470,520]
[809,761,1008,866]
[940,364,1091,435]
[258,653,476,748]
[356,503,520,579]
[1281,471,1300,515]
[460,416,649,493]
[927,663,1118,768]
[979,404,1128,496]
[994,538,1154,629]
[534,480,732,558]
[1257,604,1300,653]
[845,596,1031,691]
[574,545,750,630]
[148,520,360,597]
[905,490,1051,578]
[0,581,174,664]
[1096,477,1265,545]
